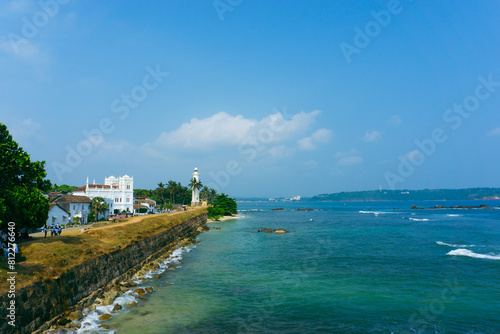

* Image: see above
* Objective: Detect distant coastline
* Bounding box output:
[238,188,500,202]
[306,187,500,202]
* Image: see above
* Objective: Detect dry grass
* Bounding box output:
[0,208,206,295]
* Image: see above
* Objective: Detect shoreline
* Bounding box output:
[0,208,208,334]
[207,215,239,223]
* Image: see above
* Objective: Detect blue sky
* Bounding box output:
[1,0,499,197]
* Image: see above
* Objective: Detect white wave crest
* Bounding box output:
[447,249,500,260]
[436,241,475,248]
[359,211,390,215]
[409,218,429,221]
[446,214,462,217]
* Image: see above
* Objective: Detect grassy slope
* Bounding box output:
[0,208,207,295]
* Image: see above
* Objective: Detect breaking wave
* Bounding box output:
[446,249,500,261]
[436,241,475,248]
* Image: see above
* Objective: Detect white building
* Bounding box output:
[191,167,200,206]
[73,175,134,215]
[48,195,92,225]
[134,197,158,215]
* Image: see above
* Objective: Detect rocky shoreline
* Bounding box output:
[37,228,208,334]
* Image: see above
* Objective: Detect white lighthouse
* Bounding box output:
[191,167,200,206]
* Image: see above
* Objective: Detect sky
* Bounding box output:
[1,0,499,198]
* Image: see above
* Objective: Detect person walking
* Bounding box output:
[43,226,47,238]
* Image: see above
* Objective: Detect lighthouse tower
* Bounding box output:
[191,167,200,206]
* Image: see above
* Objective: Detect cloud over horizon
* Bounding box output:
[142,110,331,157]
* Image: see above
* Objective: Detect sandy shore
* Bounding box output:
[207,215,239,223]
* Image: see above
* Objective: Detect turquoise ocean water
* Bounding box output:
[81,200,500,333]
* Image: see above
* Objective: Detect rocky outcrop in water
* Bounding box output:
[258,229,288,233]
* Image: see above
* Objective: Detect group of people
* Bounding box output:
[44,224,63,237]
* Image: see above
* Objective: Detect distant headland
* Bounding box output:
[307,188,500,202]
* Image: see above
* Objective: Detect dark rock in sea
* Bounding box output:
[274,229,288,234]
[259,229,273,233]
[99,313,112,321]
[295,208,314,211]
[112,303,123,312]
[133,288,146,296]
[128,301,137,307]
[271,208,285,211]
[57,317,70,326]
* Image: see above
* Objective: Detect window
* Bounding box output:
[82,205,84,210]
[126,198,130,203]
[115,198,119,203]
[52,217,56,223]
[127,185,130,190]
[73,205,75,210]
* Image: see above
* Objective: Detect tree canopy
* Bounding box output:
[91,197,108,222]
[0,123,51,230]
[208,193,237,219]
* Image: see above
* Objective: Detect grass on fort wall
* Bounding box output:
[0,208,207,295]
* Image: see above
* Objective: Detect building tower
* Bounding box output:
[191,167,200,206]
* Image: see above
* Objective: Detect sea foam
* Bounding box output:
[436,241,475,248]
[409,218,429,221]
[446,249,500,260]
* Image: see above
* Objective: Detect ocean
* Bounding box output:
[77,200,500,334]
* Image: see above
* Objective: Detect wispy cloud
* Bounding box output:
[334,149,363,166]
[298,128,333,150]
[387,115,402,127]
[363,130,381,142]
[486,127,500,136]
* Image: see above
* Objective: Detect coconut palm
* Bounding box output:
[167,180,177,204]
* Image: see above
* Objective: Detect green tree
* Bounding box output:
[91,197,108,222]
[212,193,237,216]
[0,123,51,229]
[167,180,177,204]
[50,184,78,193]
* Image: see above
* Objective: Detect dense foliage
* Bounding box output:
[91,197,108,222]
[134,181,218,207]
[309,188,500,201]
[50,184,78,193]
[208,193,237,220]
[0,123,51,230]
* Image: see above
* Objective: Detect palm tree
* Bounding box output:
[167,180,177,204]
[156,182,167,205]
[200,186,209,202]
[189,177,202,192]
[208,188,217,204]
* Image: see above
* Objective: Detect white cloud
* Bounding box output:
[387,115,402,126]
[3,116,42,140]
[363,130,381,142]
[486,127,500,136]
[143,110,326,154]
[334,149,363,166]
[297,137,314,150]
[0,38,47,65]
[297,128,333,150]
